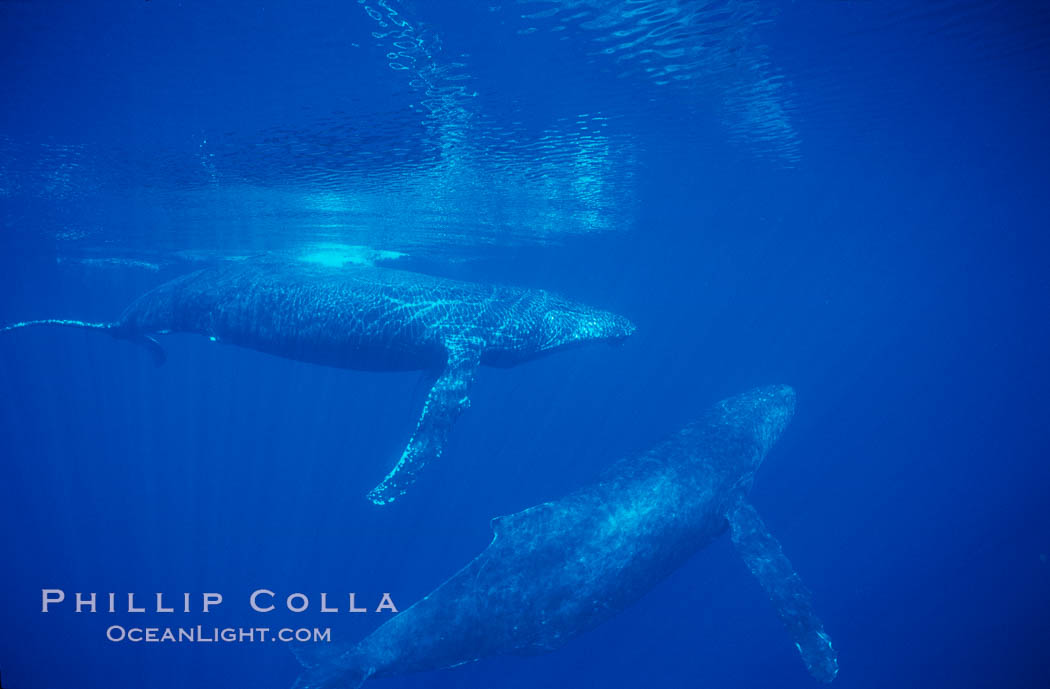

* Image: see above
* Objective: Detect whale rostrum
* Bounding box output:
[289,385,839,687]
[0,257,635,504]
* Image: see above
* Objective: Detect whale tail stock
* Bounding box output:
[728,497,839,683]
[290,643,373,689]
[0,319,167,367]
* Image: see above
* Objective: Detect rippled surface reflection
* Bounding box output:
[1,0,1044,262]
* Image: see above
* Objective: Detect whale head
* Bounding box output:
[480,290,634,367]
[718,384,797,460]
[695,385,797,492]
[534,294,636,355]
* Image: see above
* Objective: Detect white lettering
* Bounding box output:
[42,589,65,612]
[286,593,309,613]
[75,592,96,613]
[203,592,223,613]
[376,593,398,613]
[156,593,173,613]
[250,589,275,612]
[128,593,145,613]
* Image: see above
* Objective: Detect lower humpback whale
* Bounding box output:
[0,257,634,504]
[290,385,839,687]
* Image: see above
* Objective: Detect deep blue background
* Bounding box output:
[1,2,1049,688]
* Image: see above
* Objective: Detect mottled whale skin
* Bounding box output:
[291,385,839,688]
[0,257,635,503]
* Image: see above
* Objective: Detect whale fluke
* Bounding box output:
[1,319,167,366]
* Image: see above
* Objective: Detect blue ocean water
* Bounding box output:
[1,1,1048,687]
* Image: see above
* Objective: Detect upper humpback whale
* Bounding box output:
[0,256,635,504]
[289,385,839,688]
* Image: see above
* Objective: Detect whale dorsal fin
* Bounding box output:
[367,337,484,505]
[727,497,839,683]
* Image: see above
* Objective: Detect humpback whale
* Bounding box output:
[0,257,634,504]
[290,385,839,688]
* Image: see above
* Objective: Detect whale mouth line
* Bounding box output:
[541,333,627,356]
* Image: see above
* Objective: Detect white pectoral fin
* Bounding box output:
[367,339,483,505]
[728,498,839,683]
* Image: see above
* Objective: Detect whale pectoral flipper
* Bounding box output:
[367,338,484,505]
[728,498,839,683]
